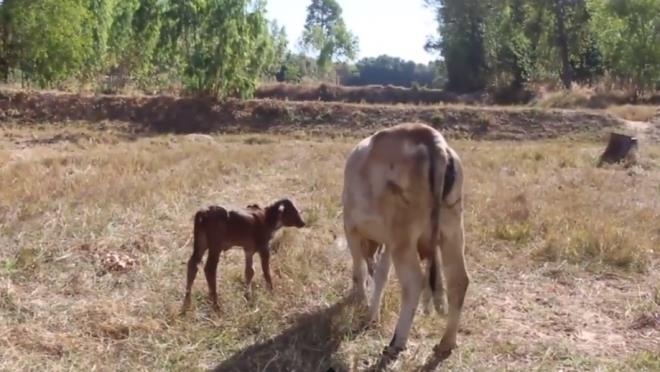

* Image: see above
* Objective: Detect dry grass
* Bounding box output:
[606,105,659,122]
[533,86,595,109]
[1,123,659,371]
[531,84,660,111]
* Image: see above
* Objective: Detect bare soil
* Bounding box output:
[254,83,660,107]
[0,89,629,141]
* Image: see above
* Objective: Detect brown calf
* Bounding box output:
[181,198,306,313]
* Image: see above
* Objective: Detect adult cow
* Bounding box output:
[341,122,469,355]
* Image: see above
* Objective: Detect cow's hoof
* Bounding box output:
[433,297,448,316]
[382,344,405,358]
[364,317,380,330]
[422,299,433,315]
[434,338,456,357]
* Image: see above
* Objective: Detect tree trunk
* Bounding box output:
[598,132,639,167]
[553,0,572,89]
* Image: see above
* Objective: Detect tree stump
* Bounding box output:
[598,132,639,167]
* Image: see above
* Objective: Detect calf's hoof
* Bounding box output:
[180,295,192,314]
[209,301,221,313]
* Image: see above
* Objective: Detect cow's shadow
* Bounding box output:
[211,295,363,372]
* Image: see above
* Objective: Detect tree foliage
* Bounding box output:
[425,0,654,93]
[0,0,277,98]
[342,55,446,88]
[2,0,92,87]
[300,0,359,73]
[588,0,660,93]
[425,0,490,93]
[0,0,658,95]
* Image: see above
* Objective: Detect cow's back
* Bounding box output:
[342,122,446,245]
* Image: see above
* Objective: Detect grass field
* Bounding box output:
[1,115,659,371]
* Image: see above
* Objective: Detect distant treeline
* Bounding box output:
[0,0,658,100]
[274,54,447,89]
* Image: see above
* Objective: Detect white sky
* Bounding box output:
[265,0,439,63]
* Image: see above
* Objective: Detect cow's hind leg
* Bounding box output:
[421,258,434,315]
[429,245,447,315]
[346,229,370,305]
[368,244,391,324]
[419,236,446,316]
[436,205,469,354]
[386,241,424,354]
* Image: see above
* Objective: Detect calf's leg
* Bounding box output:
[204,248,221,312]
[259,250,273,290]
[182,225,209,312]
[244,250,255,288]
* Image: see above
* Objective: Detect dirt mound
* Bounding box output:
[256,82,660,108]
[254,82,467,105]
[0,89,624,140]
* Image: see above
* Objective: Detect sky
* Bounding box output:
[265,0,439,64]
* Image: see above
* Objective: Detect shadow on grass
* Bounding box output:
[419,348,453,372]
[361,344,452,372]
[212,295,363,372]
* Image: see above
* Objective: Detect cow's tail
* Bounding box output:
[424,137,451,297]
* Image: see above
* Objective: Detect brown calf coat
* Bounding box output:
[181,198,305,312]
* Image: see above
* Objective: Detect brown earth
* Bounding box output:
[254,82,660,107]
[0,89,627,141]
[254,82,468,104]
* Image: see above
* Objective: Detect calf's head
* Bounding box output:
[269,198,306,228]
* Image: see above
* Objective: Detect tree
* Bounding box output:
[553,0,573,88]
[484,0,534,89]
[425,0,490,93]
[524,0,597,88]
[588,0,660,94]
[300,0,359,74]
[275,52,307,83]
[86,0,117,79]
[0,0,16,81]
[8,0,92,87]
[183,0,275,99]
[267,20,289,79]
[342,55,444,88]
[128,0,164,87]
